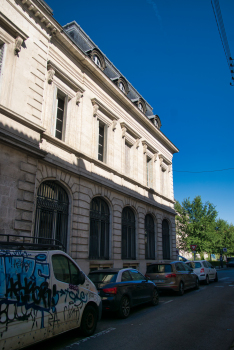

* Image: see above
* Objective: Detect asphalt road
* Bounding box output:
[28,268,234,350]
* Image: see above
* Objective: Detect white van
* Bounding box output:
[0,238,102,350]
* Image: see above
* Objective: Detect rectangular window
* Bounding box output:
[0,43,5,76]
[98,123,104,161]
[147,157,153,187]
[125,142,131,176]
[54,90,68,141]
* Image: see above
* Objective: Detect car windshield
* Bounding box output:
[88,272,117,283]
[147,264,172,273]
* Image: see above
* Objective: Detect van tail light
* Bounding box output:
[145,274,151,279]
[165,273,176,278]
[200,268,204,273]
[103,287,117,294]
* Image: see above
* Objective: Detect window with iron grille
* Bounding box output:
[34,181,69,251]
[89,197,110,260]
[122,207,135,260]
[162,219,170,260]
[145,214,155,259]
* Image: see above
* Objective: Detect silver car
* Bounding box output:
[145,261,199,296]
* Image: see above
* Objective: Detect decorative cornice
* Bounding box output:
[159,154,172,165]
[91,98,119,121]
[120,122,141,140]
[0,104,46,133]
[142,140,159,155]
[0,129,47,159]
[0,12,29,41]
[47,60,85,93]
[19,0,57,36]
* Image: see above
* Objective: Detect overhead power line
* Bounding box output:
[211,0,234,85]
[174,168,234,173]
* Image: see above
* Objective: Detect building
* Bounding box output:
[0,0,179,274]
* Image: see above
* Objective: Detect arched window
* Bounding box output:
[145,214,155,259]
[89,197,110,260]
[34,181,69,250]
[162,219,170,260]
[122,207,135,259]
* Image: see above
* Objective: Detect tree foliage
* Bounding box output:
[175,196,219,254]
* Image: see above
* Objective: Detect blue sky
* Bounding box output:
[46,0,234,224]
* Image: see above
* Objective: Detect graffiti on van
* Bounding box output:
[0,251,88,335]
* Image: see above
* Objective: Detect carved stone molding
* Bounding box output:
[47,61,85,93]
[75,91,83,105]
[14,36,23,55]
[92,103,99,117]
[142,140,158,155]
[135,139,140,149]
[153,153,158,162]
[48,68,55,84]
[112,120,117,131]
[91,98,119,121]
[19,0,57,36]
[142,142,147,154]
[121,126,127,138]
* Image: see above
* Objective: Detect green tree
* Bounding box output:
[175,196,218,255]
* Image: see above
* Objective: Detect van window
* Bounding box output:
[52,254,80,284]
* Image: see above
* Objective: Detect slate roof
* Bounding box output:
[63,21,157,120]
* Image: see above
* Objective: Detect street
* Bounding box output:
[27,268,234,350]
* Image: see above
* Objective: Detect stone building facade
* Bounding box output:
[0,0,179,274]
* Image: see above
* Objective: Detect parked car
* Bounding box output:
[0,234,102,350]
[185,260,218,284]
[227,257,234,267]
[88,268,159,319]
[145,261,199,296]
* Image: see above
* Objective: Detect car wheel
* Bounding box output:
[118,296,130,319]
[80,305,98,336]
[177,281,184,296]
[150,289,159,306]
[214,273,218,282]
[195,277,199,290]
[205,275,209,285]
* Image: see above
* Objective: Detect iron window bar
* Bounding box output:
[0,234,66,251]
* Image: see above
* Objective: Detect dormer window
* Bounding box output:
[149,115,162,130]
[132,98,146,114]
[88,48,106,71]
[119,82,125,93]
[138,103,143,112]
[93,54,101,68]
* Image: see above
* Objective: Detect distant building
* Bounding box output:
[0,0,179,274]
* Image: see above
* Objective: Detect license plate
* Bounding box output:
[154,280,164,283]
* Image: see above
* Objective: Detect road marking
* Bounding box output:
[229,285,234,287]
[66,328,116,348]
[164,300,173,304]
[219,277,230,280]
